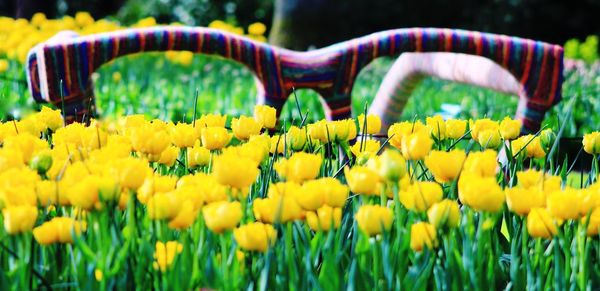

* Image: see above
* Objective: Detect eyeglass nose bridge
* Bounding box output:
[26,27,563,129]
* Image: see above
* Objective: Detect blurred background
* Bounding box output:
[1,0,599,49]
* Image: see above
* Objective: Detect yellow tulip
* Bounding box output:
[157,146,179,167]
[297,179,327,210]
[254,105,277,129]
[234,222,277,252]
[355,205,393,236]
[527,208,558,239]
[153,241,183,271]
[168,201,198,230]
[547,189,580,220]
[137,174,178,204]
[306,205,342,231]
[410,222,437,252]
[350,138,380,158]
[273,152,322,183]
[583,132,600,155]
[458,173,505,212]
[2,205,38,234]
[584,207,600,236]
[196,113,227,128]
[366,148,407,182]
[270,135,285,154]
[358,114,382,134]
[320,178,350,207]
[67,175,102,211]
[499,117,521,140]
[470,118,499,142]
[427,199,460,228]
[253,196,302,223]
[424,150,466,183]
[202,201,242,233]
[477,129,502,149]
[200,126,232,150]
[512,135,546,159]
[401,130,433,160]
[285,126,307,151]
[33,217,86,245]
[109,157,151,190]
[38,106,63,131]
[213,152,259,189]
[187,141,210,168]
[462,150,498,177]
[147,192,181,220]
[387,121,426,149]
[231,116,261,140]
[399,182,443,212]
[130,125,170,155]
[426,115,446,140]
[445,119,467,139]
[344,166,380,195]
[170,123,199,148]
[505,187,545,216]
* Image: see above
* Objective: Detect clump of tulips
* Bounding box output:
[0,104,598,290]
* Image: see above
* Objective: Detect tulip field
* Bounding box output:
[1,13,600,290]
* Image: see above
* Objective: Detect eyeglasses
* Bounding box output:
[26,27,563,131]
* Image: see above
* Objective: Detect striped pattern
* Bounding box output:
[26,27,563,130]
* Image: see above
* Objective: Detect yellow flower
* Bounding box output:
[147,192,181,220]
[285,126,307,151]
[350,138,380,158]
[427,199,460,228]
[30,150,53,175]
[213,152,259,189]
[254,105,277,129]
[297,179,327,210]
[306,205,342,231]
[168,201,198,230]
[196,114,227,128]
[234,222,277,252]
[67,175,101,211]
[583,132,600,155]
[366,148,406,182]
[253,196,302,223]
[344,166,380,195]
[157,146,179,167]
[307,120,328,143]
[477,129,502,149]
[231,116,261,140]
[355,205,393,236]
[499,117,521,140]
[512,135,546,159]
[274,152,322,183]
[584,207,600,236]
[527,208,558,239]
[33,217,86,245]
[202,201,242,233]
[505,187,546,216]
[410,222,437,252]
[247,22,267,35]
[328,119,358,142]
[401,130,433,160]
[3,133,49,163]
[137,174,178,204]
[171,123,199,148]
[426,115,446,140]
[270,135,285,154]
[153,241,183,271]
[547,189,580,220]
[470,118,499,142]
[2,205,38,234]
[424,150,466,183]
[109,157,151,190]
[578,188,600,217]
[462,150,498,177]
[130,125,170,155]
[358,114,382,134]
[0,59,8,73]
[400,182,443,212]
[38,106,63,131]
[445,119,467,139]
[187,141,210,168]
[200,126,231,150]
[458,173,505,212]
[387,121,425,149]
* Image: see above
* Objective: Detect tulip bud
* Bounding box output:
[30,151,53,175]
[539,129,556,152]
